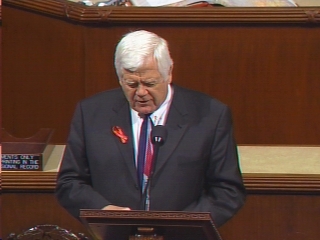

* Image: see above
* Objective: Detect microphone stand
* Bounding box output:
[140,141,161,210]
[140,125,167,210]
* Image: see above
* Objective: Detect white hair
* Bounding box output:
[114,30,173,81]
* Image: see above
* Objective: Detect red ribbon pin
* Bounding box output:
[112,126,128,144]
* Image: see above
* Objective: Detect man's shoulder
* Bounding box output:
[174,85,227,108]
[173,85,231,120]
[76,88,126,113]
[80,88,124,104]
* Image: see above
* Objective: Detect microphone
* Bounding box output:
[151,125,167,146]
[150,125,167,177]
[141,125,167,210]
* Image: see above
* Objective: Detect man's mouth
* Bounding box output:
[137,100,149,104]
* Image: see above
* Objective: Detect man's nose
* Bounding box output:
[136,84,148,96]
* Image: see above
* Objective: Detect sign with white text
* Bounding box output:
[2,154,43,171]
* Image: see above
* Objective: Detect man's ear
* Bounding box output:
[167,65,173,84]
[118,73,124,86]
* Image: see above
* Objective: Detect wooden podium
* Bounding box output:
[80,210,223,240]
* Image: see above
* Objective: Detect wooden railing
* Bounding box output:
[3,0,320,24]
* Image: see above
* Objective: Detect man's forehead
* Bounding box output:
[122,69,161,78]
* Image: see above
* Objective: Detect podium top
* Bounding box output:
[80,209,223,240]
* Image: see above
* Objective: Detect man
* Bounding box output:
[56,30,245,233]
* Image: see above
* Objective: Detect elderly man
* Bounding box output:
[56,30,245,233]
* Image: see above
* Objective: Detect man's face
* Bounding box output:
[120,56,172,115]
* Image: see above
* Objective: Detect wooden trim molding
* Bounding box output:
[2,172,57,192]
[3,0,320,24]
[2,172,320,193]
[243,173,320,193]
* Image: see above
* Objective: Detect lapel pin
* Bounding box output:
[112,126,128,144]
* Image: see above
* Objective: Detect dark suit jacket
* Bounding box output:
[56,84,246,228]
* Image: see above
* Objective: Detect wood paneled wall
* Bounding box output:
[2,1,320,239]
[2,1,320,145]
[2,172,320,239]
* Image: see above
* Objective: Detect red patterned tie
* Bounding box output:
[137,114,153,190]
[144,131,153,178]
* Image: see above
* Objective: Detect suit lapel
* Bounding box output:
[110,97,139,186]
[153,87,189,177]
